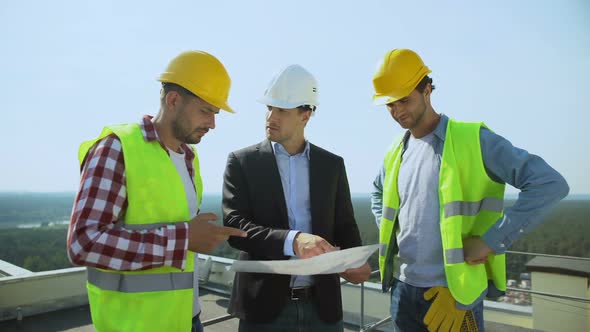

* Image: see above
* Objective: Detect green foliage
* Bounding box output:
[0,227,71,272]
[0,192,74,226]
[351,197,590,280]
[0,193,587,279]
[505,199,590,279]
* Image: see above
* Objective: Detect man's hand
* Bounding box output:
[340,262,371,284]
[463,236,493,265]
[293,233,336,258]
[187,213,247,254]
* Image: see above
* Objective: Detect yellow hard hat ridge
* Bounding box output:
[157,50,235,113]
[372,49,431,106]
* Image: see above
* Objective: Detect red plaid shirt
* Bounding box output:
[67,116,196,271]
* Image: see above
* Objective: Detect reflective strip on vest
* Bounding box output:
[383,206,397,221]
[87,268,194,293]
[115,221,186,231]
[379,243,387,256]
[443,197,503,218]
[445,248,465,264]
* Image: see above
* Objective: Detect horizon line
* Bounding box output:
[1,191,590,198]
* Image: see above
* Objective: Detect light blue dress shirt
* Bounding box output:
[371,114,569,252]
[371,114,569,309]
[272,141,313,287]
[370,114,569,303]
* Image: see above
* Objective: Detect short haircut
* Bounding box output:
[297,105,316,113]
[415,76,435,93]
[160,82,200,105]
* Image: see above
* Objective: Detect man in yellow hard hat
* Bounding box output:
[222,64,371,332]
[67,50,247,332]
[370,48,569,332]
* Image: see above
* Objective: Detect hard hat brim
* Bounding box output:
[217,102,235,113]
[157,76,235,113]
[372,94,404,106]
[198,93,236,113]
[372,68,432,107]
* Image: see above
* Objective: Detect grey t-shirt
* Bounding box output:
[395,132,447,287]
[371,114,569,298]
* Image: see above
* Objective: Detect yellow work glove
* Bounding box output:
[423,286,466,332]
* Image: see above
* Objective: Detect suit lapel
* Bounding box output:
[309,144,325,236]
[257,140,289,228]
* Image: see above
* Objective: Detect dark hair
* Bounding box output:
[162,82,198,98]
[297,105,316,113]
[415,76,435,93]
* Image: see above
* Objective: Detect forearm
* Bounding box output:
[223,212,291,259]
[370,166,385,228]
[67,174,189,271]
[66,135,189,271]
[222,152,290,259]
[479,128,570,252]
[482,168,569,252]
[67,213,189,271]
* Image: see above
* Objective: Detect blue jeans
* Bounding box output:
[238,299,343,332]
[389,279,484,332]
[192,314,203,332]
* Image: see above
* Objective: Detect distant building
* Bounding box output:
[526,256,590,332]
[518,280,531,289]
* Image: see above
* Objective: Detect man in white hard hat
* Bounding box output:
[222,64,371,331]
[370,48,569,331]
[67,51,247,332]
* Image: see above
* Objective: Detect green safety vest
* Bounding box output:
[78,123,202,332]
[378,119,506,306]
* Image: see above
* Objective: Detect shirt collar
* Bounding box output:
[271,140,311,159]
[432,113,449,141]
[140,115,195,158]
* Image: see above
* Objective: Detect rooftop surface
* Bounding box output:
[0,287,535,332]
[0,289,365,332]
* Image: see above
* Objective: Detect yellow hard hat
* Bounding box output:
[372,48,431,105]
[157,50,235,113]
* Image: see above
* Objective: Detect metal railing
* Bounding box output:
[201,269,390,330]
[505,287,590,303]
[505,250,590,262]
[354,270,390,331]
[202,313,234,327]
[202,250,590,331]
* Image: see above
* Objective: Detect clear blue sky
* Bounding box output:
[0,1,588,194]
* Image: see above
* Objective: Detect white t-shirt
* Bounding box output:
[168,148,200,317]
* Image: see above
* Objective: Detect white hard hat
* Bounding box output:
[257,64,319,110]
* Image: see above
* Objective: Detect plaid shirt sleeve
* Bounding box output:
[67,135,190,271]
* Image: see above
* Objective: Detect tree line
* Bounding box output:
[0,196,587,282]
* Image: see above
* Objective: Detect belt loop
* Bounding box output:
[289,287,313,301]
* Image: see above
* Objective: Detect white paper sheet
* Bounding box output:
[230,244,379,275]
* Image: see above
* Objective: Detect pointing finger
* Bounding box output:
[320,241,336,253]
[218,226,247,237]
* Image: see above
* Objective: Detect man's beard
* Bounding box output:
[172,113,202,145]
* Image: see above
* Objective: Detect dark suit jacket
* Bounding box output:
[222,140,362,324]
